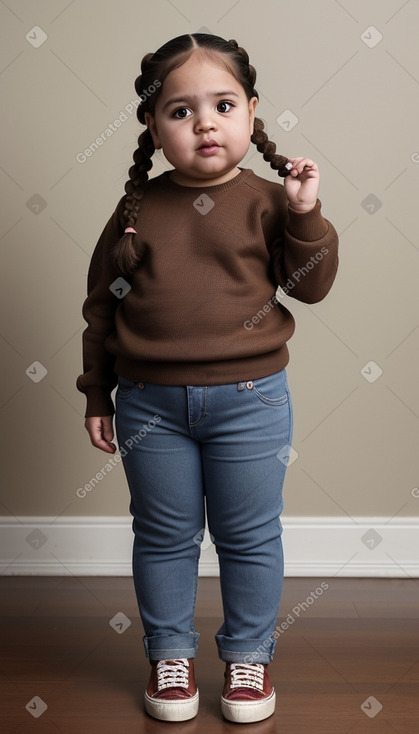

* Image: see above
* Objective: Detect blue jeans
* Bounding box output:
[115,370,293,664]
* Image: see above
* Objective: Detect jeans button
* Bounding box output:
[138,382,145,389]
[246,381,254,390]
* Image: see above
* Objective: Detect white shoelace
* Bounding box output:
[229,663,265,692]
[156,658,189,691]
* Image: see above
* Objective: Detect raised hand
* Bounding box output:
[284,157,320,213]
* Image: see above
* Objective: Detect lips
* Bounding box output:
[198,139,219,149]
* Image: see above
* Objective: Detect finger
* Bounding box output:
[287,158,318,175]
[97,418,116,453]
[102,416,115,444]
[299,158,317,172]
[93,434,116,453]
[288,157,316,167]
[85,418,116,453]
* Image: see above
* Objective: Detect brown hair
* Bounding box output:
[113,33,291,275]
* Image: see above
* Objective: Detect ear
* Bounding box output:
[144,112,161,149]
[248,96,258,135]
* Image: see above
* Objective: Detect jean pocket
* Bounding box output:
[116,376,138,399]
[252,372,289,407]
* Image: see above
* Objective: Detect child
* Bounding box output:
[77,33,338,724]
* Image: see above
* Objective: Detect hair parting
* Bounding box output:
[112,33,291,275]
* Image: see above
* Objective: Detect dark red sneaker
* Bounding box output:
[221,662,276,723]
[144,658,199,721]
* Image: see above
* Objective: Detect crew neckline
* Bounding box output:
[160,167,252,194]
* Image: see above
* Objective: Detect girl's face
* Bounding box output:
[145,53,258,187]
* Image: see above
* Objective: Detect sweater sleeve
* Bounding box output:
[76,196,127,418]
[269,198,339,304]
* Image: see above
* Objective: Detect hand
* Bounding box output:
[85,416,116,453]
[284,157,320,212]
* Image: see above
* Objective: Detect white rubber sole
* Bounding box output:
[221,689,276,723]
[144,689,199,721]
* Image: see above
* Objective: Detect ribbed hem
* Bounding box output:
[159,167,253,195]
[82,387,115,418]
[114,346,289,387]
[287,199,329,241]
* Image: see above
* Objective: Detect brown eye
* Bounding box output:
[173,107,191,119]
[217,101,232,113]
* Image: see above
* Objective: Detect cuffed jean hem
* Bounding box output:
[216,635,277,664]
[143,633,200,661]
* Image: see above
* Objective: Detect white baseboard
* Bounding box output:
[0,516,418,577]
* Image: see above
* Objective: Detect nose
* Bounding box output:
[194,107,217,133]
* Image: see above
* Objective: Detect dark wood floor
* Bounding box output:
[1,576,418,733]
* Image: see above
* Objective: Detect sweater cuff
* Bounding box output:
[287,199,329,242]
[84,387,115,418]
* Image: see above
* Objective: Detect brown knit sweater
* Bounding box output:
[76,168,339,417]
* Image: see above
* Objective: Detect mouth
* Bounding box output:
[197,140,221,155]
[198,140,219,150]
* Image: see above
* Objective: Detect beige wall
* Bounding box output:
[1,0,418,524]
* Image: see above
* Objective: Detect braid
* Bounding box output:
[251,118,291,178]
[228,39,291,179]
[124,129,155,226]
[112,63,155,275]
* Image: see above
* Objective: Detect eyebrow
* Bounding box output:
[162,90,239,112]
